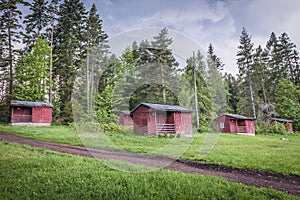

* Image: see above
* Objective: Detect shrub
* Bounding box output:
[100,123,123,133]
[197,125,208,133]
[270,122,287,134]
[255,122,287,135]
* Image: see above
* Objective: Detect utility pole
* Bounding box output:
[193,51,199,128]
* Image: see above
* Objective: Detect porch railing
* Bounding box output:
[11,115,32,123]
[156,124,176,134]
[237,126,247,133]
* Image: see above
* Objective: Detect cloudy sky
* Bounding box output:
[84,0,300,75]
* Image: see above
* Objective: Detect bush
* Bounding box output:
[197,125,208,133]
[270,122,287,134]
[255,122,287,135]
[100,123,123,133]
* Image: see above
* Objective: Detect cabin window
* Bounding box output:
[220,122,225,128]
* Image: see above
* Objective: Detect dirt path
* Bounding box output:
[1,132,300,197]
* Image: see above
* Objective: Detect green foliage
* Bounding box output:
[100,123,123,133]
[53,0,87,121]
[183,50,212,126]
[13,37,51,102]
[255,122,287,135]
[274,79,300,131]
[22,0,50,49]
[0,0,26,95]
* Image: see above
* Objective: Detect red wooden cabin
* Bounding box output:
[118,111,133,126]
[10,100,53,126]
[130,103,193,136]
[215,114,255,135]
[268,118,293,133]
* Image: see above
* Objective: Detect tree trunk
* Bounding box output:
[86,45,90,113]
[8,8,13,95]
[49,6,55,104]
[249,77,256,120]
[159,56,166,104]
[193,51,199,128]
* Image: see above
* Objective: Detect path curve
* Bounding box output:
[0,132,299,197]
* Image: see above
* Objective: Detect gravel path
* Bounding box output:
[1,132,299,197]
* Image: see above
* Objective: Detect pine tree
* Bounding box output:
[184,50,211,126]
[207,43,224,71]
[265,32,282,97]
[131,28,179,106]
[236,28,256,118]
[0,0,26,96]
[146,27,179,104]
[48,0,59,104]
[113,48,138,112]
[224,73,238,113]
[22,0,50,50]
[53,0,87,123]
[279,32,299,85]
[85,3,108,112]
[206,44,227,116]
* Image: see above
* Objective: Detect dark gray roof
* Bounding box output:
[269,118,293,123]
[217,113,254,120]
[131,102,193,114]
[119,111,130,115]
[10,100,53,108]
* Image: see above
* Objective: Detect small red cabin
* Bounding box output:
[118,111,133,126]
[130,103,193,136]
[215,114,255,135]
[268,118,293,133]
[10,100,53,126]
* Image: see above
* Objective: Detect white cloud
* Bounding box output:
[95,0,300,75]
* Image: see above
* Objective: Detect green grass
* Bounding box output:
[1,123,300,176]
[183,133,300,176]
[0,141,298,200]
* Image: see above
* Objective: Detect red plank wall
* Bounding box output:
[32,107,52,123]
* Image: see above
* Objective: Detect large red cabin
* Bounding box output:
[215,114,255,136]
[130,103,193,136]
[10,100,53,126]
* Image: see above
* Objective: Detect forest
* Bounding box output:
[0,0,299,131]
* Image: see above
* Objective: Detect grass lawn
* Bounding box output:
[0,141,298,200]
[0,123,300,176]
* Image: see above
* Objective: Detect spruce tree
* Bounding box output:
[145,28,179,104]
[23,0,49,50]
[224,73,238,113]
[130,28,179,106]
[279,32,299,85]
[265,32,282,97]
[53,0,87,123]
[0,0,26,96]
[236,28,256,118]
[206,44,227,116]
[85,3,108,112]
[184,50,211,126]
